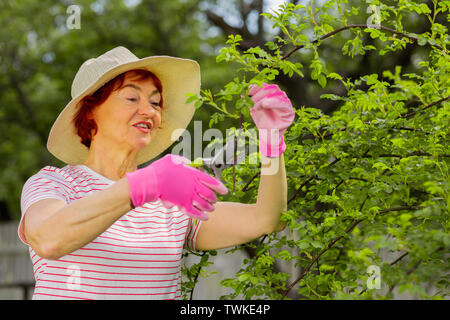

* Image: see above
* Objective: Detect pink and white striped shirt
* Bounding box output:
[18,164,202,300]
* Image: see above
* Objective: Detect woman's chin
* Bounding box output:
[134,137,151,150]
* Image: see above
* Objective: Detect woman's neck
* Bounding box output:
[83,141,139,181]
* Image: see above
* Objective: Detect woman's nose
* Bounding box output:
[138,101,156,116]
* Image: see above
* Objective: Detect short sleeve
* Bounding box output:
[18,167,70,245]
[184,217,202,251]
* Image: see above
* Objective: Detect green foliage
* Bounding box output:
[185,0,449,300]
[181,250,218,300]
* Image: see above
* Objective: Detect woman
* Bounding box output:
[19,46,295,299]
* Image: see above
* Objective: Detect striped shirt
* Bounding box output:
[18,164,202,300]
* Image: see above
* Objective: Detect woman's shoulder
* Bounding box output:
[33,165,113,192]
[27,164,91,187]
[20,165,78,207]
[33,164,77,180]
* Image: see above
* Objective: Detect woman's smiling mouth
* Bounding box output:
[133,121,152,133]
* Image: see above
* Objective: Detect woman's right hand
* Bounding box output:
[126,154,228,220]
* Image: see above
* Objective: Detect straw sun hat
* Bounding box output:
[47,46,200,165]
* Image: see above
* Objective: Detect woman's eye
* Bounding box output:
[127,97,138,102]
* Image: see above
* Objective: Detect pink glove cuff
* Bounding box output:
[259,134,286,157]
[126,166,159,208]
[258,129,286,157]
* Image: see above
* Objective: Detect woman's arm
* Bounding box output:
[25,154,227,260]
[24,177,132,260]
[195,154,287,251]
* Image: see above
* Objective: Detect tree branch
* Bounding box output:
[361,152,450,158]
[401,96,450,119]
[205,10,252,39]
[281,24,446,61]
[387,246,443,296]
[390,251,409,266]
[255,0,264,38]
[189,251,207,300]
[287,149,364,205]
[232,114,244,193]
[241,172,260,192]
[288,176,315,204]
[359,250,409,296]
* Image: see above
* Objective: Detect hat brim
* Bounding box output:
[47,56,200,165]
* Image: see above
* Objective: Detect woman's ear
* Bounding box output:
[86,110,98,146]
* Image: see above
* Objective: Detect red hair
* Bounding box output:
[73,69,163,148]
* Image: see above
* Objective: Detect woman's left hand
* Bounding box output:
[248,83,295,157]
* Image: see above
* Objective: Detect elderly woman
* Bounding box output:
[18,46,295,300]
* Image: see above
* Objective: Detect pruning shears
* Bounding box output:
[189,131,251,182]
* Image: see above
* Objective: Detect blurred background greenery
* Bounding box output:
[0,0,439,221]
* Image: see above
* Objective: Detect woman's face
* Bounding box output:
[90,72,162,152]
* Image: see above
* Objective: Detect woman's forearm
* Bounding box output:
[255,154,288,233]
[33,177,133,259]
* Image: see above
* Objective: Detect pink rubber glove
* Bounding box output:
[126,154,228,220]
[248,83,295,157]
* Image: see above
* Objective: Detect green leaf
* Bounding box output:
[185,93,199,104]
[297,240,310,250]
[238,274,250,282]
[318,74,327,88]
[320,93,344,101]
[417,37,428,46]
[311,240,322,248]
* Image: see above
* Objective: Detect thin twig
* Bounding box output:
[233,114,244,193]
[390,251,409,266]
[318,96,449,141]
[241,172,260,192]
[387,247,443,296]
[281,24,446,61]
[288,176,315,204]
[359,251,410,296]
[189,251,207,300]
[401,96,450,119]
